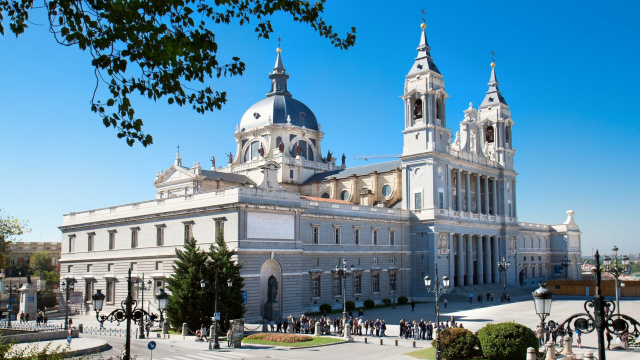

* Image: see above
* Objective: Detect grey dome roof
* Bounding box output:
[239,95,319,131]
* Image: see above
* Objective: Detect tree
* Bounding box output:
[0,0,356,147]
[207,228,244,333]
[166,237,213,332]
[29,250,54,273]
[0,209,29,271]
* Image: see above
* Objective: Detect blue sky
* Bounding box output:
[1,1,638,256]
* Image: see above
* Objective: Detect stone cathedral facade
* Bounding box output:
[59,22,581,322]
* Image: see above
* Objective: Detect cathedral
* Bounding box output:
[59,21,581,322]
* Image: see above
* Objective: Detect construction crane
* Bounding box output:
[353,154,401,161]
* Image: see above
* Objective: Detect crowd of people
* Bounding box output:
[398,316,463,340]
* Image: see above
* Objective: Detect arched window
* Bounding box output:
[436,99,442,120]
[340,190,350,201]
[243,141,262,163]
[505,126,511,145]
[290,139,314,161]
[413,99,422,119]
[485,126,495,143]
[321,193,330,199]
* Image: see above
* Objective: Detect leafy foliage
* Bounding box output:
[29,250,54,273]
[37,290,58,309]
[363,299,375,309]
[0,0,356,146]
[397,296,408,305]
[345,300,355,311]
[319,303,332,313]
[207,228,245,333]
[0,341,68,359]
[477,322,539,360]
[382,298,391,306]
[431,327,480,360]
[0,209,29,270]
[166,237,212,332]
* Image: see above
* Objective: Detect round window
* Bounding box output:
[340,190,350,201]
[382,185,392,197]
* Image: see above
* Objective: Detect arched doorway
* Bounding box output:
[260,259,282,321]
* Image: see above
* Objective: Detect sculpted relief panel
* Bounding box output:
[438,232,450,254]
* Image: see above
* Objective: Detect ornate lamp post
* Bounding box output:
[61,278,75,330]
[4,281,17,328]
[532,283,553,328]
[424,264,450,360]
[334,259,353,329]
[560,256,571,281]
[497,257,510,301]
[201,274,233,350]
[134,275,152,339]
[602,245,629,317]
[92,268,165,360]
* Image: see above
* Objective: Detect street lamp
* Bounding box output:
[560,256,571,281]
[61,278,75,330]
[497,257,510,302]
[334,259,353,331]
[92,268,165,360]
[531,283,553,327]
[4,281,17,328]
[424,264,450,360]
[602,245,629,318]
[201,274,233,350]
[134,275,152,339]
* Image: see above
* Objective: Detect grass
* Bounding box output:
[405,347,435,359]
[242,336,343,347]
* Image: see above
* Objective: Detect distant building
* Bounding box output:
[3,241,61,276]
[59,20,581,322]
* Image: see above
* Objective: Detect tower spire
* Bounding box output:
[408,14,440,76]
[479,53,507,108]
[267,37,291,98]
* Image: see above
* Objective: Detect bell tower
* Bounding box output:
[402,20,450,157]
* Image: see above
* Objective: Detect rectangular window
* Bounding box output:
[85,280,93,303]
[372,273,380,293]
[312,226,319,244]
[68,235,76,253]
[333,275,342,296]
[415,193,423,209]
[87,264,92,272]
[130,262,137,271]
[334,227,341,245]
[389,257,395,264]
[68,265,72,273]
[438,192,444,209]
[87,233,94,252]
[353,273,362,294]
[372,229,378,245]
[539,256,542,261]
[508,202,512,217]
[389,230,395,246]
[453,194,458,211]
[312,275,321,298]
[354,228,360,245]
[184,223,192,243]
[290,170,294,179]
[372,257,378,265]
[156,225,165,246]
[131,229,138,248]
[389,271,397,292]
[215,220,225,240]
[108,231,116,250]
[155,261,162,271]
[106,279,115,303]
[107,263,113,272]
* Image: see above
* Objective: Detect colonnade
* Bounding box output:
[451,234,501,287]
[451,169,500,215]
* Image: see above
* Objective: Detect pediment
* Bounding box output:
[153,166,198,186]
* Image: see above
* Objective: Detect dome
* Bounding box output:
[239,95,319,131]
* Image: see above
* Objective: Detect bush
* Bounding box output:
[37,291,58,309]
[431,327,480,360]
[246,333,313,343]
[363,299,375,309]
[477,322,539,360]
[346,301,356,311]
[382,298,392,306]
[319,304,332,313]
[397,296,408,305]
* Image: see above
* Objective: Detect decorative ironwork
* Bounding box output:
[95,298,159,326]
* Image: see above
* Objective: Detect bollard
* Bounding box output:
[561,334,573,355]
[162,321,169,334]
[545,341,557,360]
[181,322,188,336]
[526,347,537,360]
[262,320,268,333]
[413,341,416,348]
[380,338,383,345]
[365,337,367,344]
[583,351,595,360]
[395,339,398,346]
[315,322,321,336]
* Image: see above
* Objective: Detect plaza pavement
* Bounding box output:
[20,293,640,359]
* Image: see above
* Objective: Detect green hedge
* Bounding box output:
[319,304,332,313]
[37,291,58,309]
[345,301,355,311]
[382,298,391,306]
[397,296,408,305]
[363,299,375,309]
[477,322,538,360]
[431,327,480,360]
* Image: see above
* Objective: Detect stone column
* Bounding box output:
[477,235,484,285]
[465,172,471,212]
[456,170,462,212]
[484,176,490,215]
[466,235,474,285]
[456,234,464,287]
[492,178,498,215]
[447,166,453,210]
[422,94,428,125]
[475,173,481,214]
[484,236,492,284]
[492,236,500,283]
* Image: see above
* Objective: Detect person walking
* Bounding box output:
[575,328,581,348]
[410,299,415,311]
[468,293,473,303]
[444,298,448,308]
